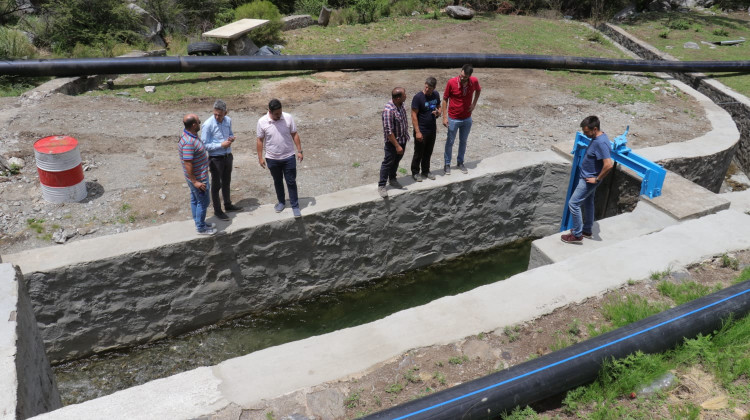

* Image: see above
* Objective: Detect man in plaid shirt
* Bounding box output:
[378,87,410,198]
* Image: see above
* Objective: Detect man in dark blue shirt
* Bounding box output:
[410,77,441,181]
[562,115,614,244]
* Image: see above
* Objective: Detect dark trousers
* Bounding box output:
[266,155,299,208]
[209,153,233,213]
[411,130,436,175]
[378,141,405,187]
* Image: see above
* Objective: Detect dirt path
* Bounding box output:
[0,22,709,255]
[244,251,750,420]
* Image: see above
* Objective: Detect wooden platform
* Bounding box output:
[202,19,269,40]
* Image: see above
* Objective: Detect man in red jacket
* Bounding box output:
[441,64,481,175]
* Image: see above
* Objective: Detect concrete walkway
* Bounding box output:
[32,207,750,420]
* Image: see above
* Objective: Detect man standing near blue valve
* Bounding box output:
[561,115,614,244]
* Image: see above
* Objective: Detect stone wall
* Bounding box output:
[0,264,61,419]
[600,23,750,186]
[11,152,569,363]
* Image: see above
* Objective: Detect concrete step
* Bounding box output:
[529,200,678,269]
[530,170,731,269]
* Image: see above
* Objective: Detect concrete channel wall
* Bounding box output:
[601,23,750,187]
[3,151,570,363]
[0,264,61,420]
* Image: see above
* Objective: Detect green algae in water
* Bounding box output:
[54,239,531,405]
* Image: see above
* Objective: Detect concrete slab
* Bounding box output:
[1,264,18,420]
[723,189,750,213]
[528,199,679,268]
[202,19,268,39]
[31,209,750,420]
[645,171,730,220]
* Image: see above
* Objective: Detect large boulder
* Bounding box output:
[445,5,474,20]
[318,6,332,26]
[282,14,314,31]
[15,0,35,13]
[228,36,259,56]
[126,3,166,47]
[648,0,672,11]
[669,0,698,7]
[613,4,637,21]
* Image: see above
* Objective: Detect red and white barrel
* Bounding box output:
[34,136,87,203]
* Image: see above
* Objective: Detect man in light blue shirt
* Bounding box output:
[201,99,242,220]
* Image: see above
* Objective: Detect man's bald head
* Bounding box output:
[183,113,199,129]
[391,87,405,100]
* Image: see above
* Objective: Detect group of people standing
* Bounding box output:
[179,99,302,235]
[179,64,613,244]
[378,64,481,198]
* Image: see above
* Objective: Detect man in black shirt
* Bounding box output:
[410,77,441,181]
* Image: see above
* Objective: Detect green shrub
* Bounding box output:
[0,27,36,58]
[659,29,670,39]
[43,0,143,53]
[667,19,690,30]
[712,28,729,37]
[330,7,358,25]
[353,0,378,23]
[294,0,327,16]
[391,0,426,16]
[235,0,283,45]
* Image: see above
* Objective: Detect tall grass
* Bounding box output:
[0,27,36,58]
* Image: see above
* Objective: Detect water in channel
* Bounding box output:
[54,239,532,405]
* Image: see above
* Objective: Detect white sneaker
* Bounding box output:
[197,227,217,235]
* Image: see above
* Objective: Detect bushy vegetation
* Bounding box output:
[390,0,428,17]
[294,0,328,16]
[330,7,359,25]
[235,0,283,45]
[0,26,36,58]
[41,0,143,53]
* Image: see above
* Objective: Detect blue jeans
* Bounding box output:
[568,177,599,237]
[445,116,472,166]
[266,155,299,209]
[187,181,211,232]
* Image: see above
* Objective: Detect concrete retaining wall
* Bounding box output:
[3,151,570,363]
[601,23,750,186]
[0,264,61,420]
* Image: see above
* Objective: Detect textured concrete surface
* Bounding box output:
[0,265,16,420]
[645,171,730,220]
[3,151,569,363]
[0,264,61,420]
[30,209,750,420]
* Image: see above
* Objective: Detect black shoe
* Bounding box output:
[225,204,243,212]
[214,211,230,221]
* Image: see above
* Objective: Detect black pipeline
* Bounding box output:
[363,280,750,420]
[2,53,750,77]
